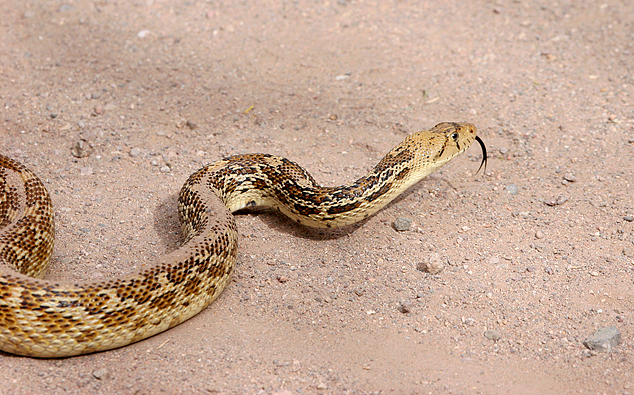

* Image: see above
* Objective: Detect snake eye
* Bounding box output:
[450,132,459,142]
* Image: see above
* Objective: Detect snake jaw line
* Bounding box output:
[0,121,485,357]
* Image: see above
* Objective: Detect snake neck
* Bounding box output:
[184,122,478,230]
[187,148,437,229]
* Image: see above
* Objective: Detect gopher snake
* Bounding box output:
[0,122,486,357]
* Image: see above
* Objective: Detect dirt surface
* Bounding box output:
[1,0,634,394]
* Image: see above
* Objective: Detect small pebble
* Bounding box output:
[484,329,501,341]
[535,230,544,239]
[544,196,568,206]
[544,267,555,275]
[277,275,289,283]
[398,300,413,314]
[505,184,518,195]
[129,147,143,158]
[92,368,110,380]
[417,253,444,274]
[70,140,94,158]
[59,4,74,12]
[93,105,104,115]
[487,256,501,265]
[623,215,634,222]
[159,165,171,173]
[176,118,197,129]
[392,217,412,231]
[582,327,621,352]
[563,173,577,182]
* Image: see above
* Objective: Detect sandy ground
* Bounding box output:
[1,0,634,394]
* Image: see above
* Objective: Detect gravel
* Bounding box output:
[544,196,568,206]
[129,147,144,158]
[92,368,111,380]
[392,217,412,231]
[583,327,621,352]
[484,330,502,342]
[70,140,94,158]
[398,300,413,314]
[417,253,444,274]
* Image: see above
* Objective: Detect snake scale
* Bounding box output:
[0,122,486,357]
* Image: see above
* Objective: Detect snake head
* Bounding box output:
[432,122,487,175]
[403,122,485,175]
[434,122,486,174]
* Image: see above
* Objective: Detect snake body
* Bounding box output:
[0,122,485,357]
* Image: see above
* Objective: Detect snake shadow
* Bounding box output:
[152,178,443,248]
[153,194,185,251]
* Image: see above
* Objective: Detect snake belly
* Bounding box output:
[0,122,485,357]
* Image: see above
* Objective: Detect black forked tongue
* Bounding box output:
[475,136,487,175]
